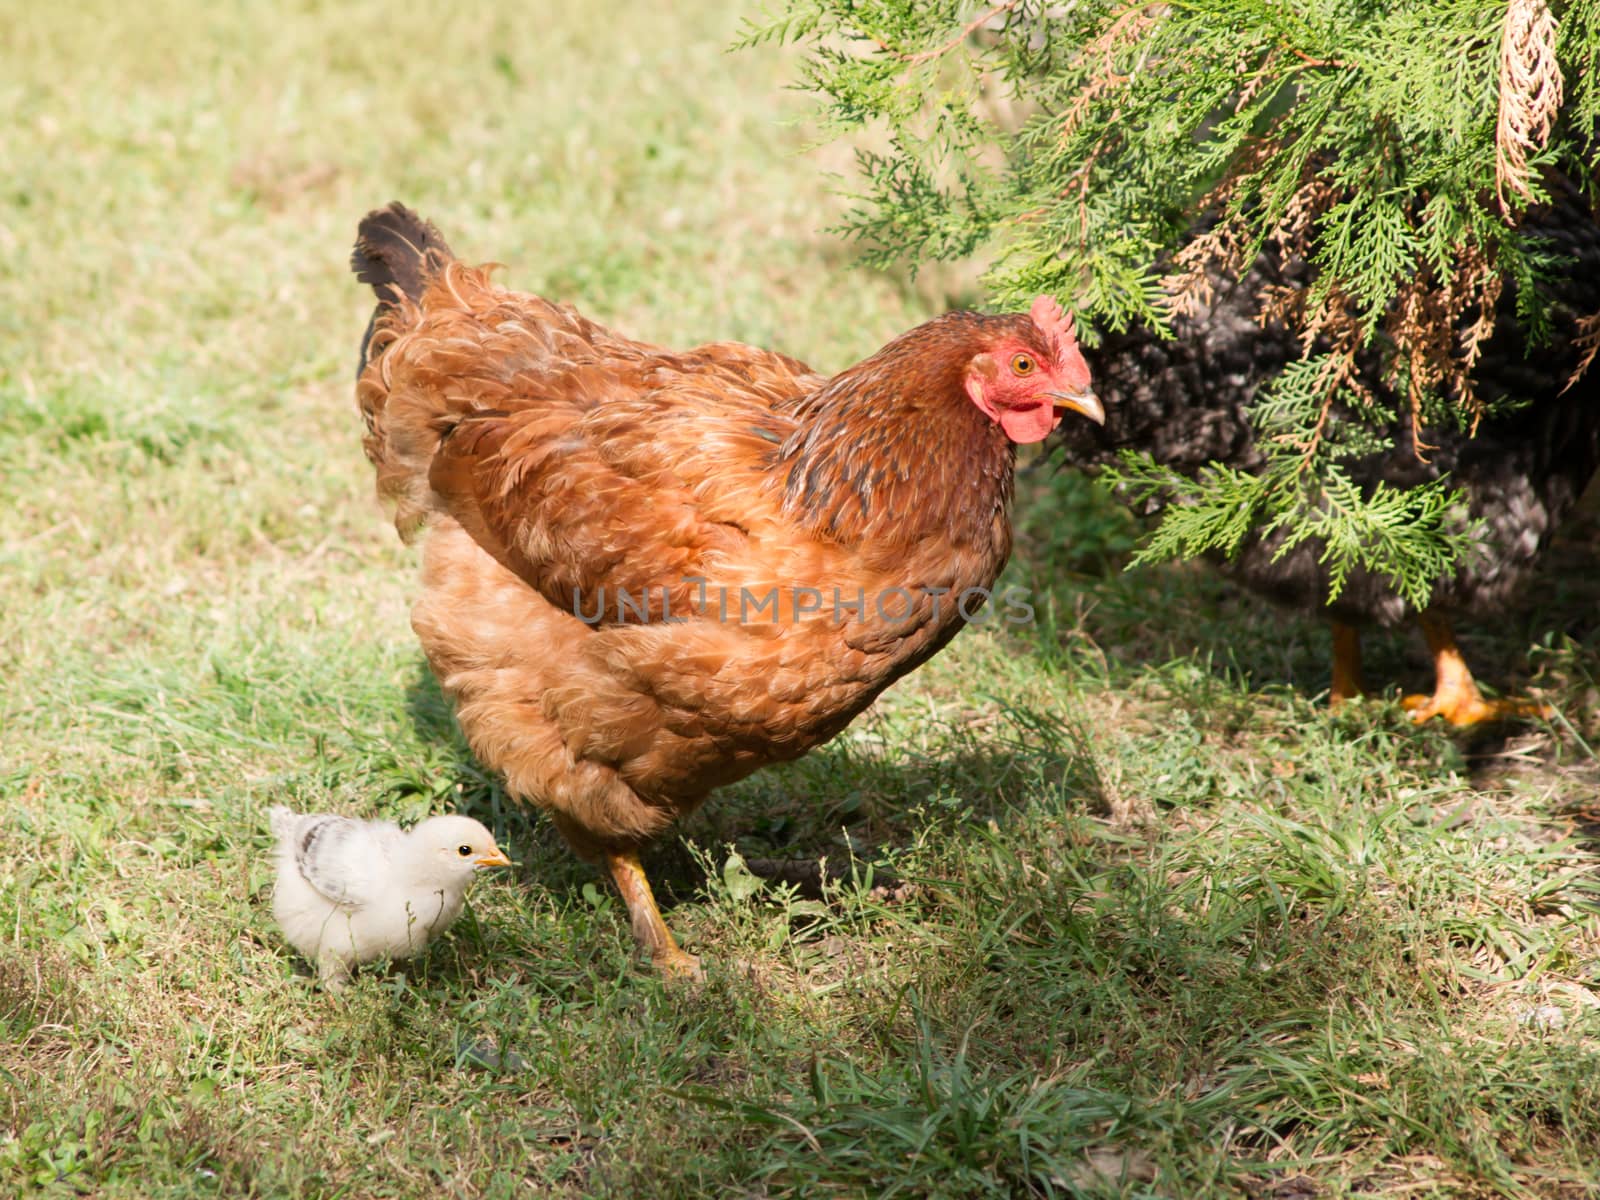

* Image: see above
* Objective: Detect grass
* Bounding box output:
[4,0,1600,1196]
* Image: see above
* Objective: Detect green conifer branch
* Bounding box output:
[751,0,1600,604]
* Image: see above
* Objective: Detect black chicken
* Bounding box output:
[1061,187,1600,725]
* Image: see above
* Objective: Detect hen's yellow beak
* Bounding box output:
[1048,388,1105,426]
[474,847,513,869]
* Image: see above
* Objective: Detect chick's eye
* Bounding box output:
[458,845,473,857]
[1010,353,1035,376]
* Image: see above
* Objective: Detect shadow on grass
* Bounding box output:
[398,654,1114,910]
[1011,467,1600,757]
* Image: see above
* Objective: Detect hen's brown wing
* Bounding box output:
[428,394,794,623]
[367,263,843,625]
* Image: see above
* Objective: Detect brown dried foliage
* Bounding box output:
[1283,345,1367,470]
[1496,0,1563,207]
[889,0,1022,70]
[1164,154,1507,466]
[1162,176,1337,328]
[1058,5,1162,142]
[1565,311,1600,392]
[1054,4,1165,250]
[1163,218,1252,320]
[1127,9,1533,465]
[1386,248,1502,453]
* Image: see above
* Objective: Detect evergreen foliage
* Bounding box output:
[747,0,1600,602]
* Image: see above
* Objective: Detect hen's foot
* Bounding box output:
[653,946,705,984]
[1405,611,1551,727]
[1401,688,1552,727]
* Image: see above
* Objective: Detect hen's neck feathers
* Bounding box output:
[776,312,1023,551]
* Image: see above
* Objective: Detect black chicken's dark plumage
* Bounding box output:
[1058,181,1600,718]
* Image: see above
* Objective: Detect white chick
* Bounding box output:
[269,806,511,990]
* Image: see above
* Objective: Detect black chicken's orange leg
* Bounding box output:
[1401,611,1551,726]
[607,851,702,980]
[1329,619,1367,708]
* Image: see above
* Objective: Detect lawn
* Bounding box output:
[4,1,1600,1196]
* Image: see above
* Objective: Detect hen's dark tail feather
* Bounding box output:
[351,202,454,375]
[352,202,453,303]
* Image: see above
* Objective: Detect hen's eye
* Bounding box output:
[458,845,473,857]
[1010,353,1036,376]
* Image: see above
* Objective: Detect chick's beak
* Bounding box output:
[474,847,512,869]
[1048,388,1105,426]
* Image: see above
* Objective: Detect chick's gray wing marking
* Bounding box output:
[291,815,380,907]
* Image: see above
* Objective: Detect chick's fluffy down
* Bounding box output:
[269,806,507,989]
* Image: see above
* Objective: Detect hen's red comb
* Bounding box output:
[1029,294,1078,360]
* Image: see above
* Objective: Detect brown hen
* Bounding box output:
[350,203,1103,974]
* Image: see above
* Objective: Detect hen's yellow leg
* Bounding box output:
[1329,619,1367,707]
[607,851,702,980]
[1401,612,1550,726]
